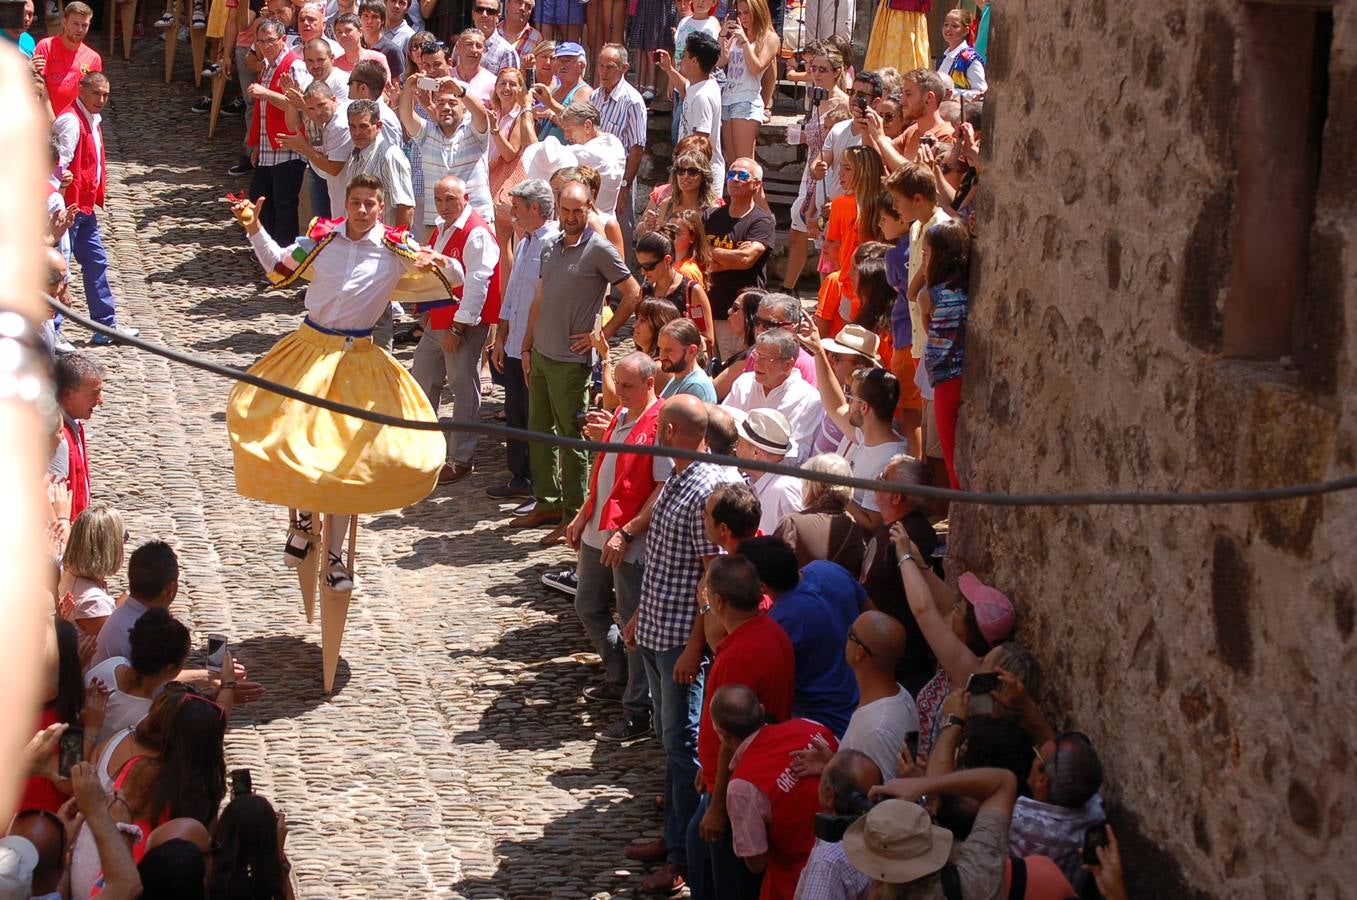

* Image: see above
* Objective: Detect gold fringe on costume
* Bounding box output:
[864,8,930,74]
[226,322,446,515]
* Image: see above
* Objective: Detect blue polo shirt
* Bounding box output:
[768,560,865,737]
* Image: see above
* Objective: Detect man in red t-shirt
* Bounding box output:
[687,555,795,900]
[33,2,102,117]
[713,684,838,900]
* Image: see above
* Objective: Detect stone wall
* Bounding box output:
[950,1,1357,896]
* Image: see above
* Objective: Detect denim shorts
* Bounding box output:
[721,98,763,122]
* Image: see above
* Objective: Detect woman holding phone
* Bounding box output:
[717,0,779,164]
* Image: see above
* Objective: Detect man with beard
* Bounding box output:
[657,318,717,403]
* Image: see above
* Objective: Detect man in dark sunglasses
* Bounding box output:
[469,0,522,75]
[834,610,917,781]
[701,156,775,357]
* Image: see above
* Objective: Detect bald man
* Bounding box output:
[793,749,880,900]
[8,809,65,897]
[839,610,919,781]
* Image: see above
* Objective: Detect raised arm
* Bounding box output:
[890,522,983,688]
[799,325,853,436]
[398,74,428,139]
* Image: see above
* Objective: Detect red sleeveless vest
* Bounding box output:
[247,49,302,150]
[732,720,838,900]
[61,418,90,522]
[427,209,503,329]
[587,398,665,532]
[62,103,106,214]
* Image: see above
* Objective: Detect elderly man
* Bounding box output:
[52,72,138,344]
[469,0,521,74]
[412,176,501,485]
[562,352,669,742]
[1011,733,1107,889]
[339,99,415,229]
[497,0,541,59]
[793,750,880,900]
[734,408,803,535]
[714,684,838,898]
[723,329,823,465]
[741,292,818,385]
[557,100,625,216]
[53,353,105,521]
[32,1,101,116]
[515,181,640,540]
[532,40,590,143]
[297,3,344,56]
[489,180,558,501]
[590,43,646,235]
[657,318,717,402]
[623,395,742,895]
[245,18,312,243]
[280,80,353,219]
[399,72,495,239]
[704,157,776,353]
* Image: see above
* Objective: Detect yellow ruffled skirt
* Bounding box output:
[206,0,229,39]
[864,9,930,73]
[226,322,445,515]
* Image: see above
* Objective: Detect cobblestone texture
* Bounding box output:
[67,41,671,899]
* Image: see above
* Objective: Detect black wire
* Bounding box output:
[47,295,1357,507]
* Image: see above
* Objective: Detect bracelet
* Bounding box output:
[0,310,57,417]
[219,681,238,689]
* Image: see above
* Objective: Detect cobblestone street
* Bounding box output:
[71,43,668,899]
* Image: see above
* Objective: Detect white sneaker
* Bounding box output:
[153,9,174,26]
[191,5,206,28]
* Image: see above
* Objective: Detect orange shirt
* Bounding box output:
[825,194,861,277]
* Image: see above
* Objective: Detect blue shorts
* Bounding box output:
[721,98,763,123]
[539,0,586,26]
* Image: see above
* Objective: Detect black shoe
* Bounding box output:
[596,717,651,743]
[541,568,578,596]
[190,95,211,113]
[583,683,624,704]
[222,96,246,115]
[486,479,533,500]
[393,323,423,346]
[511,498,537,517]
[227,156,254,177]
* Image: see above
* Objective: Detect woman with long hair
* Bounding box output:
[488,66,537,249]
[636,151,719,237]
[852,250,897,360]
[123,688,229,833]
[823,145,886,279]
[58,503,125,638]
[209,794,295,900]
[913,218,971,488]
[636,230,716,354]
[782,43,850,294]
[711,287,765,399]
[667,208,712,288]
[717,0,780,163]
[18,618,100,813]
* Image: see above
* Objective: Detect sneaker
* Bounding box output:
[191,5,206,28]
[511,498,536,517]
[596,717,651,743]
[485,479,533,500]
[153,10,174,26]
[54,337,77,354]
[583,683,623,704]
[227,156,254,176]
[222,96,246,115]
[326,554,354,592]
[190,95,211,113]
[541,568,577,596]
[90,325,139,346]
[202,62,221,78]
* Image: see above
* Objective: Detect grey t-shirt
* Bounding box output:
[840,685,919,781]
[534,228,632,364]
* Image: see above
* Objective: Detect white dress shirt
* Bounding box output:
[500,221,559,359]
[248,223,452,331]
[937,41,987,99]
[723,369,824,465]
[571,131,627,216]
[52,100,103,188]
[431,205,500,326]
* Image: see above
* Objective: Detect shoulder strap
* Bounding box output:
[1007,855,1027,900]
[940,863,963,900]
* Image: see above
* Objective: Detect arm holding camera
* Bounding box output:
[68,762,142,899]
[993,667,1055,745]
[1085,824,1128,900]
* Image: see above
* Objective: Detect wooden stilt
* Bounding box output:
[119,0,137,59]
[319,514,356,693]
[292,509,320,624]
[207,69,226,137]
[190,25,208,86]
[163,0,177,83]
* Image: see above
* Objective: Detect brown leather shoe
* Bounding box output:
[625,837,667,862]
[640,862,686,894]
[538,523,569,546]
[436,462,473,485]
[510,506,562,528]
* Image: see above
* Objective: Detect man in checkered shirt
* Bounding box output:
[624,395,741,893]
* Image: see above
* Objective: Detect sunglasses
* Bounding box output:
[754,316,791,329]
[473,5,497,11]
[675,166,704,178]
[637,258,663,271]
[185,692,227,721]
[848,629,874,657]
[726,170,754,182]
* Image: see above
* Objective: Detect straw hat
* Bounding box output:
[842,799,954,884]
[738,408,792,457]
[822,323,881,365]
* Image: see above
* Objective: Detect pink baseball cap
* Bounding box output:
[958,573,1015,645]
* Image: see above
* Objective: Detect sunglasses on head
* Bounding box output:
[726,170,754,182]
[184,692,227,721]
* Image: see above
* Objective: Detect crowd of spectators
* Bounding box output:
[10,0,1137,895]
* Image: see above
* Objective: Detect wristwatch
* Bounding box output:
[449,325,465,337]
[619,528,635,544]
[942,714,966,731]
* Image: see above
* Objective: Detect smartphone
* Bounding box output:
[855,94,868,113]
[417,75,440,91]
[206,633,229,673]
[724,8,739,22]
[905,731,919,759]
[58,727,84,777]
[1082,823,1109,865]
[526,65,536,87]
[966,671,1000,695]
[230,768,253,799]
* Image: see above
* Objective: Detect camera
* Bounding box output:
[809,86,827,106]
[813,789,877,843]
[1083,823,1109,865]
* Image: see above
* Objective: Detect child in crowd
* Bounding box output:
[915,218,971,488]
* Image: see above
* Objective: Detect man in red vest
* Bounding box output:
[558,351,668,741]
[54,353,106,522]
[411,175,502,485]
[52,72,137,344]
[714,684,839,900]
[245,18,311,244]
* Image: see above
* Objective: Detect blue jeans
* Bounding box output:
[68,212,118,326]
[640,643,705,867]
[685,792,763,900]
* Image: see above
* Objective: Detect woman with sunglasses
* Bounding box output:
[636,150,719,238]
[710,287,765,399]
[636,230,716,354]
[781,44,849,296]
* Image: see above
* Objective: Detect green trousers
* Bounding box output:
[527,349,591,516]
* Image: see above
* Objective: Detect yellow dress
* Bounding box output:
[864,8,930,73]
[206,0,229,39]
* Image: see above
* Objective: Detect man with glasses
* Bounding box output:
[834,610,918,781]
[723,328,822,465]
[739,293,818,386]
[1012,732,1107,890]
[347,58,404,146]
[245,19,311,243]
[703,157,776,356]
[470,0,521,73]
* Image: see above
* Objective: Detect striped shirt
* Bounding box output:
[338,135,415,226]
[501,221,560,359]
[636,461,742,652]
[497,22,541,57]
[591,79,647,151]
[412,112,494,226]
[480,28,521,75]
